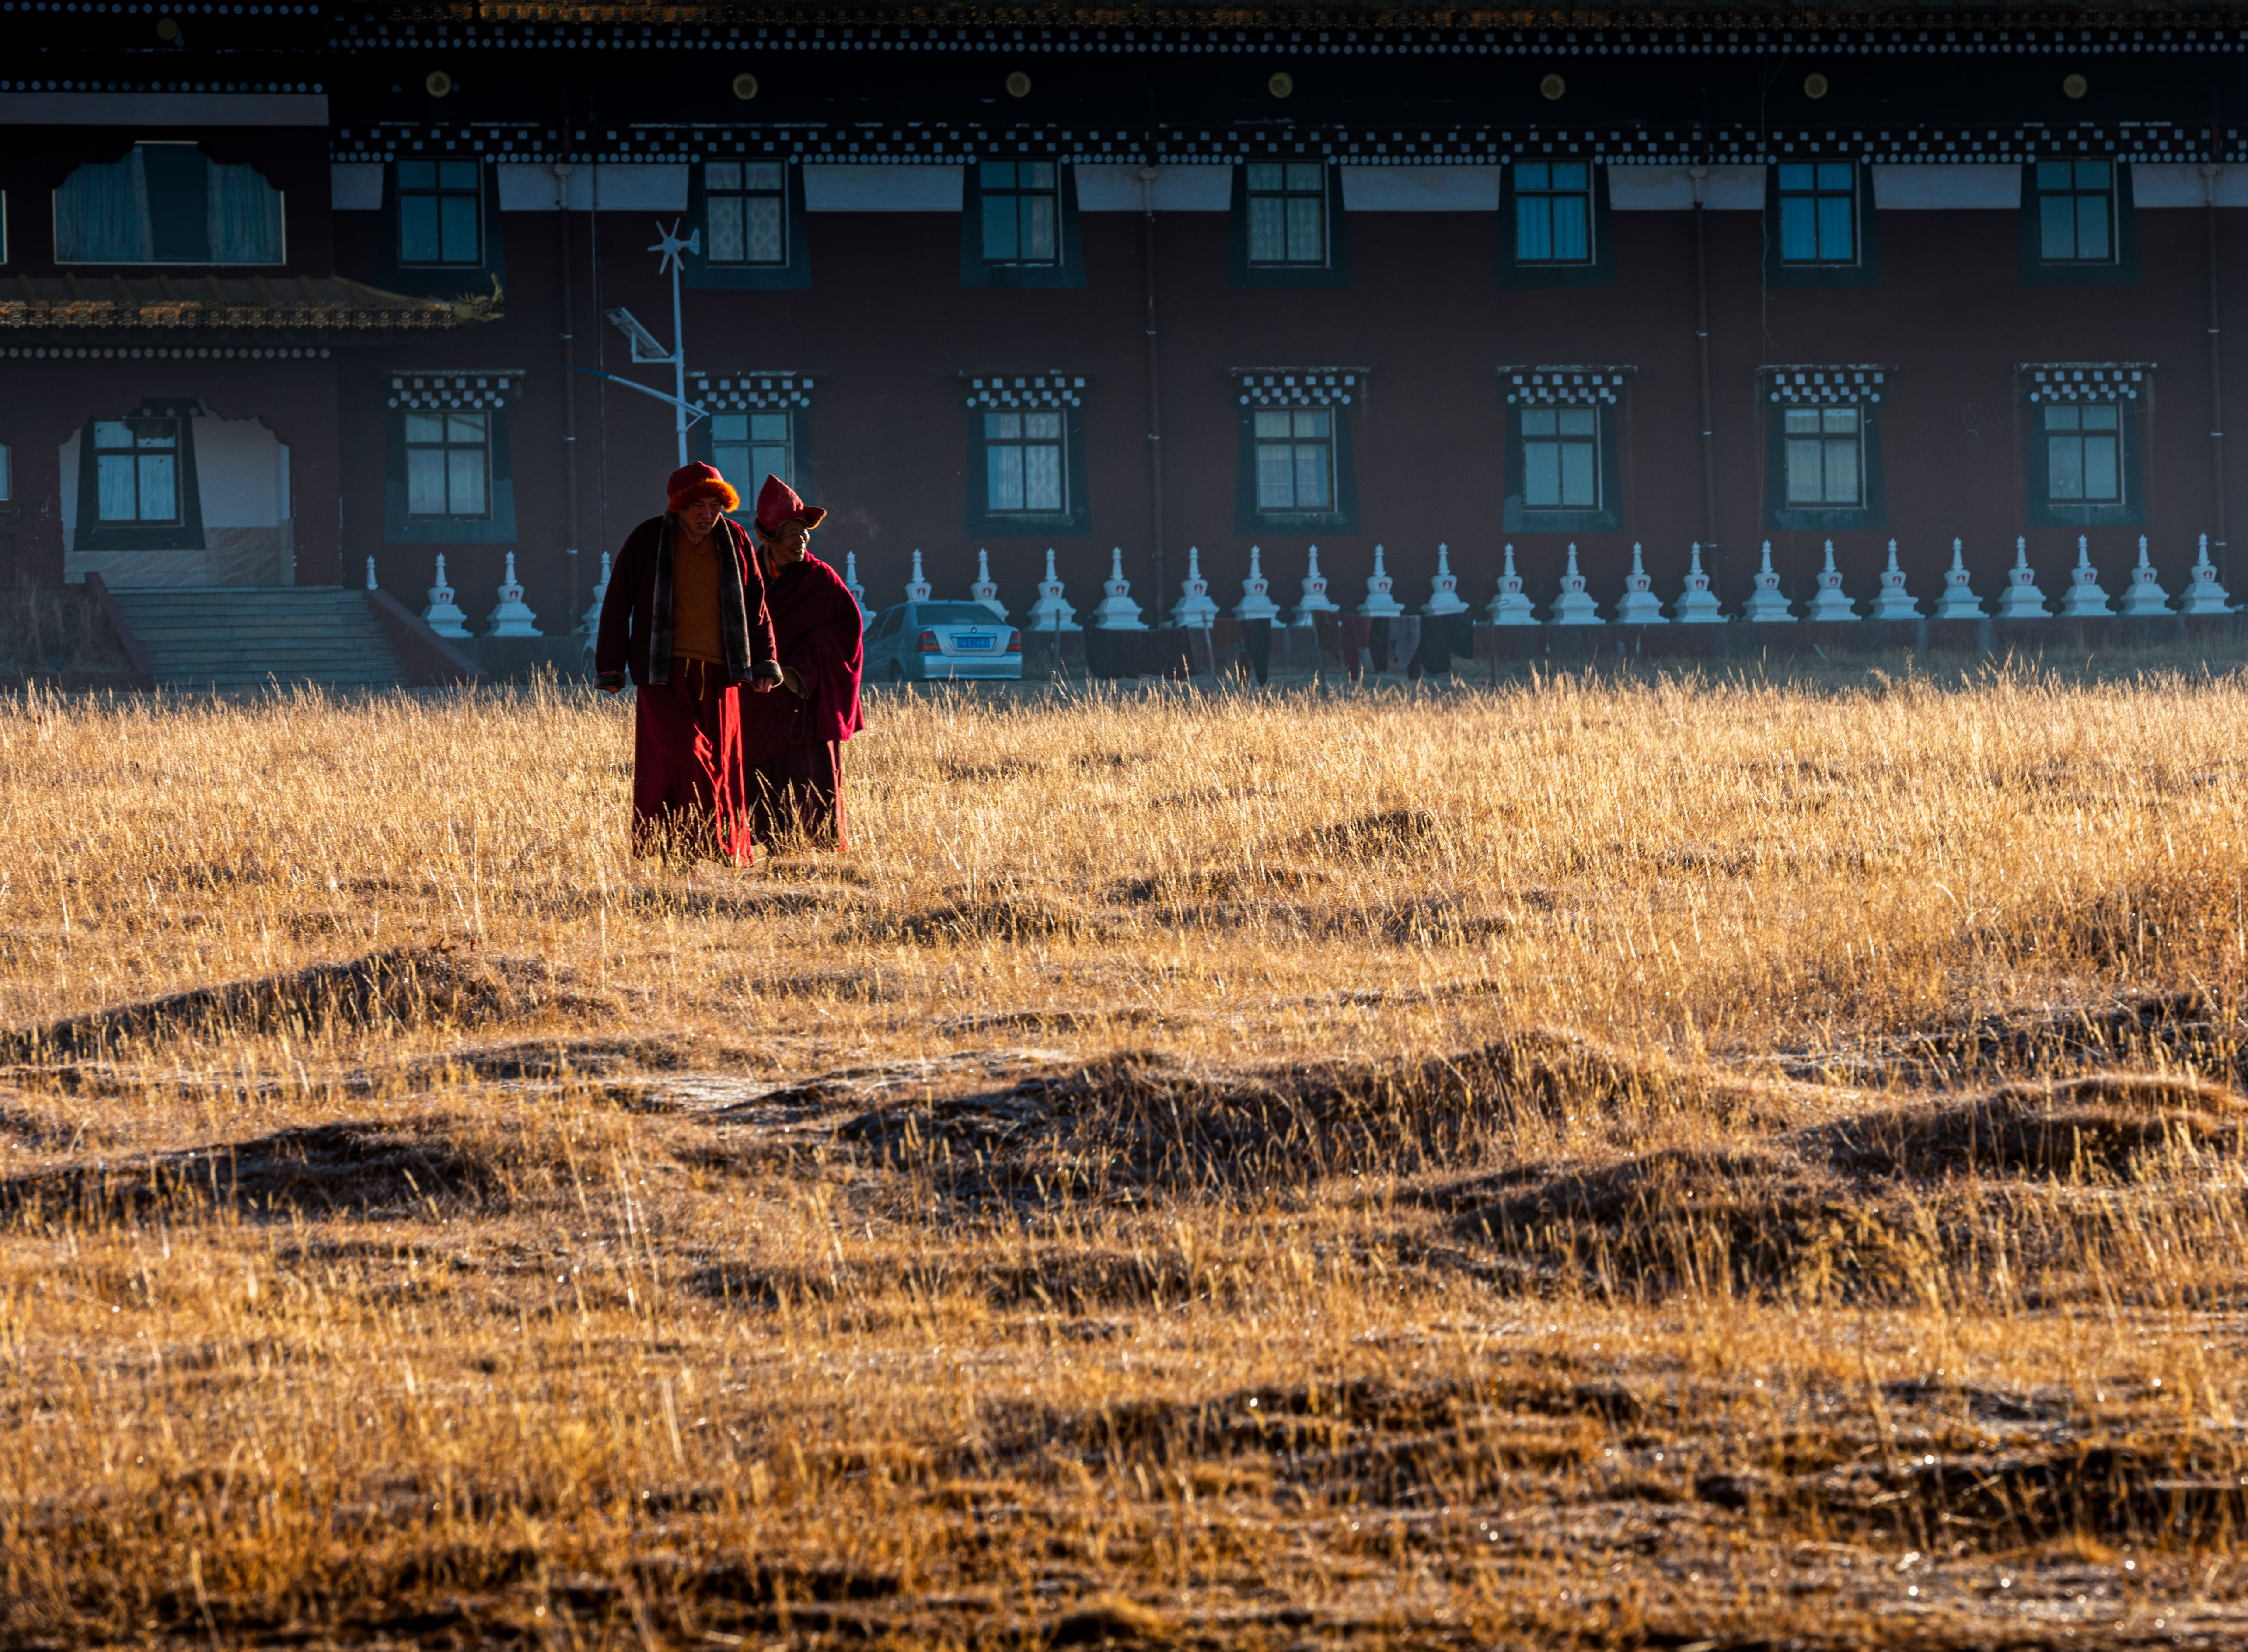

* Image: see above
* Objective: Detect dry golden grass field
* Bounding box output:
[4,663,2248,1650]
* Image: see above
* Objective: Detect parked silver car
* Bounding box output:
[862,601,1023,682]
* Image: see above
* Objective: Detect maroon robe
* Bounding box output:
[739,551,865,850]
[594,513,781,862]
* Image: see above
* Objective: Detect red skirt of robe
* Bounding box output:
[739,554,865,853]
[632,655,754,863]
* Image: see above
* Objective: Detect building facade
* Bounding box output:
[2,2,2245,630]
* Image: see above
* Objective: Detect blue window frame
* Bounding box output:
[2035,161,2115,263]
[1778,162,1857,263]
[397,159,482,265]
[980,162,1060,265]
[1246,163,1329,266]
[1513,161,1592,263]
[705,162,787,266]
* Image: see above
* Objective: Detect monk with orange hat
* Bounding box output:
[593,461,782,862]
[738,474,864,851]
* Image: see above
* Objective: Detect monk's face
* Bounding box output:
[766,521,810,567]
[677,498,724,541]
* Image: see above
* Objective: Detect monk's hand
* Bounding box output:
[749,660,784,694]
[596,671,626,696]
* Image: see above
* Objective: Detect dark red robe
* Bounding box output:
[739,552,865,851]
[593,513,781,863]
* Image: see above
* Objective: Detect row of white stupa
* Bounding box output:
[388,531,2236,645]
[889,533,2239,631]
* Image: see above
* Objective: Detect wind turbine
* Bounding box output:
[576,219,707,465]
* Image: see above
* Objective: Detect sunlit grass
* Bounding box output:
[2,667,2246,1648]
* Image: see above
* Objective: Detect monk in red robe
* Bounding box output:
[594,462,783,862]
[738,475,864,851]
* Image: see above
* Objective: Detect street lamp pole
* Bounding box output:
[579,220,708,465]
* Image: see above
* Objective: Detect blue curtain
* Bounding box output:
[206,161,283,264]
[55,149,153,262]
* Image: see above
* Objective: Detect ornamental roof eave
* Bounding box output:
[0,275,502,338]
[360,2,2248,28]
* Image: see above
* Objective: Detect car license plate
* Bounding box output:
[953,635,992,650]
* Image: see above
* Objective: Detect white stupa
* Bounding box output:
[2116,536,2171,618]
[1234,545,1283,624]
[1550,543,1602,625]
[1292,545,1340,628]
[971,548,1008,620]
[1804,539,1859,622]
[1089,547,1146,630]
[842,550,867,618]
[2056,535,2113,618]
[422,553,470,639]
[1487,544,1536,625]
[1026,547,1079,631]
[1424,542,1470,616]
[905,549,933,603]
[1613,542,1667,625]
[1357,544,1405,617]
[1672,541,1724,623]
[1933,539,1984,620]
[2181,534,2233,615]
[1170,545,1222,627]
[577,550,611,636]
[1867,540,1919,621]
[1740,541,1795,623]
[1993,537,2050,620]
[485,552,541,637]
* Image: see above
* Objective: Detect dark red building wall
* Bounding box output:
[335,192,2244,629]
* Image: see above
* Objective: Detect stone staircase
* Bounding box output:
[105,586,408,690]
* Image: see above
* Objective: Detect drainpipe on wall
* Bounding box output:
[1139,165,1166,617]
[1689,160,1721,594]
[557,161,584,618]
[2204,143,2229,588]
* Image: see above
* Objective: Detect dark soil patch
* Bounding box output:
[1289,807,1450,861]
[0,1120,492,1223]
[831,1034,1750,1210]
[0,946,609,1062]
[843,889,1110,946]
[1819,1074,2247,1179]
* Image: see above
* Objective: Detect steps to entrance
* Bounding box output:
[105,587,408,690]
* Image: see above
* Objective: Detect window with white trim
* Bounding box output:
[984,411,1066,513]
[1521,407,1600,509]
[93,418,182,524]
[1254,409,1335,513]
[979,162,1059,265]
[397,160,482,265]
[1246,163,1328,266]
[1777,162,1857,264]
[2043,403,2122,503]
[712,412,792,494]
[1784,407,1863,506]
[2035,161,2115,263]
[405,411,490,518]
[1514,162,1593,264]
[705,162,786,265]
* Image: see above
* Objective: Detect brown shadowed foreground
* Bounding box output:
[3,664,2248,1649]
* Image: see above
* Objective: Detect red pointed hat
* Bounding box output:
[667,461,740,515]
[754,473,827,538]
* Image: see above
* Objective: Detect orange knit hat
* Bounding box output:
[667,461,740,515]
